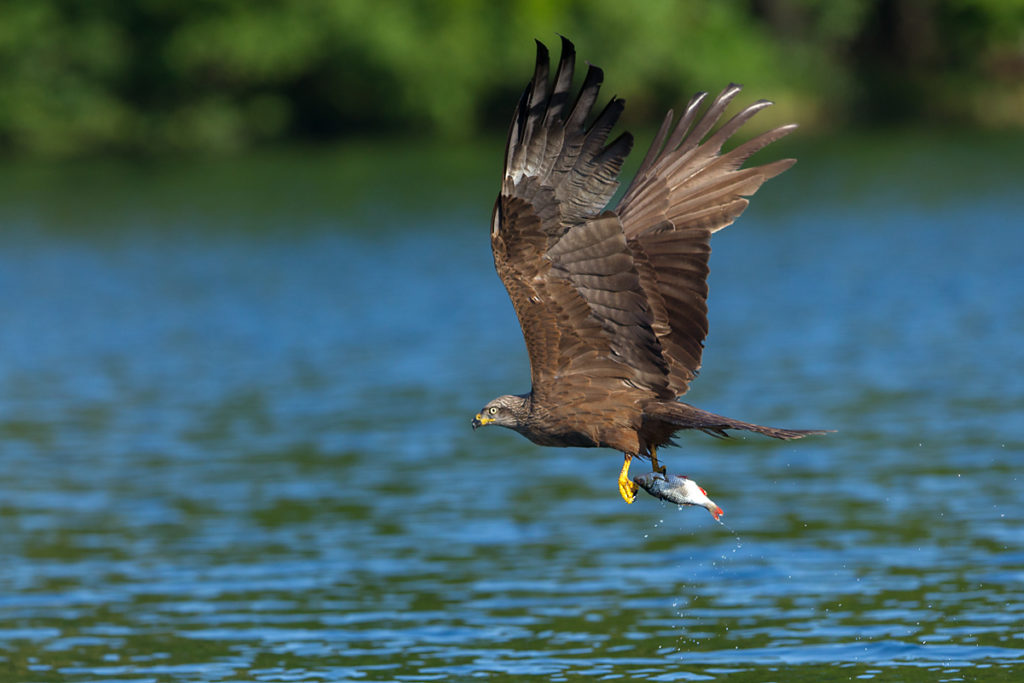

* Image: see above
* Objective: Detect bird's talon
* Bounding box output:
[619,478,638,504]
[618,453,637,503]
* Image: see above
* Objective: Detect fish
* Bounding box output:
[633,472,724,521]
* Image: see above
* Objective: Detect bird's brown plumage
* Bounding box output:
[475,38,825,488]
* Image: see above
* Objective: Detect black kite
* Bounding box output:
[472,38,825,503]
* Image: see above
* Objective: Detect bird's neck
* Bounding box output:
[512,392,533,420]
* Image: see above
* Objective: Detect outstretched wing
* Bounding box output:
[615,85,797,397]
[491,38,670,403]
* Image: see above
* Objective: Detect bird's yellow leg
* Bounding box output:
[650,446,666,475]
[618,453,638,504]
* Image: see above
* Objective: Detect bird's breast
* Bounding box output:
[518,414,599,448]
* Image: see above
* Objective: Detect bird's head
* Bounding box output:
[472,394,529,430]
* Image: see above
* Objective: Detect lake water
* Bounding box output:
[0,131,1022,681]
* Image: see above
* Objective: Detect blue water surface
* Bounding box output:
[0,132,1022,681]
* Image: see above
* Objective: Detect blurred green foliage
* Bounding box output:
[0,0,1020,156]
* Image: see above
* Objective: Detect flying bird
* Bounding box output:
[472,37,826,504]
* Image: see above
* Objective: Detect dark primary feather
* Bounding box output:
[501,38,632,233]
[486,37,816,454]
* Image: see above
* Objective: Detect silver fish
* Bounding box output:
[633,472,724,521]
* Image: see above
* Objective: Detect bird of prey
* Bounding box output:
[472,37,825,504]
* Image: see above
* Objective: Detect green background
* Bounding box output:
[2,0,1021,156]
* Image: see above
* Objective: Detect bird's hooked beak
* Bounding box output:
[472,413,493,430]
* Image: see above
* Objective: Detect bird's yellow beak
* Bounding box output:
[472,413,493,429]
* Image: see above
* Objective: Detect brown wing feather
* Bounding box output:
[492,208,614,395]
[615,85,797,396]
[493,38,671,406]
[493,196,669,403]
[500,38,632,241]
[546,213,668,395]
[493,41,795,412]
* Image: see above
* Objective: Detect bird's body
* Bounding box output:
[473,38,826,503]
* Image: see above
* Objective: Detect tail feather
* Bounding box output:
[645,401,830,440]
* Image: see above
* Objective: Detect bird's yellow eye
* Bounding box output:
[488,406,498,415]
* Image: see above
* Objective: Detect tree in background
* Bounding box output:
[0,0,1020,156]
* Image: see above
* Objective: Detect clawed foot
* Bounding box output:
[618,453,637,504]
[618,474,638,504]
